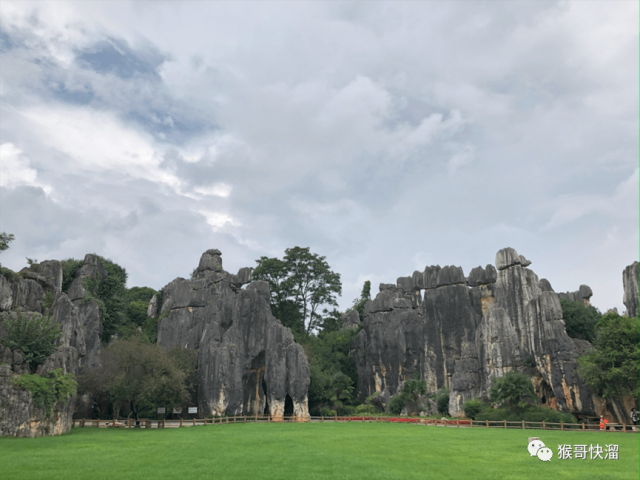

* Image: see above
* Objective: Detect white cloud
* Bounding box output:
[198,210,239,231]
[0,143,51,194]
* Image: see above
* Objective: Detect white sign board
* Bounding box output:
[188,407,198,414]
[157,407,166,414]
[173,408,182,414]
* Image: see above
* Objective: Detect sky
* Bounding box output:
[0,1,638,314]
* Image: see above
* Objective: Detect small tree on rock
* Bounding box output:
[489,371,536,413]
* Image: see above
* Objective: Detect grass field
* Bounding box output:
[0,423,637,480]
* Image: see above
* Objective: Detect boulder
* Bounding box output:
[67,254,108,302]
[557,285,593,306]
[11,279,44,313]
[622,261,639,317]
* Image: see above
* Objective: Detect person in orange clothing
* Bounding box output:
[599,415,609,431]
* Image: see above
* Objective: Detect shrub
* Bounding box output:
[355,404,377,414]
[60,259,83,294]
[342,405,355,416]
[476,405,577,424]
[489,371,536,412]
[435,388,450,415]
[13,368,77,418]
[0,266,19,282]
[1,312,62,371]
[560,298,601,342]
[463,399,484,420]
[388,394,406,415]
[43,292,54,310]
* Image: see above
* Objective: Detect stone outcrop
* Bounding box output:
[157,250,310,419]
[622,261,639,318]
[353,247,599,421]
[341,310,361,330]
[0,254,110,436]
[147,294,158,317]
[557,285,593,307]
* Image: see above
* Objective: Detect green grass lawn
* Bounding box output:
[0,423,637,480]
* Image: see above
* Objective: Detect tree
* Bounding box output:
[402,375,427,415]
[351,280,371,322]
[328,371,354,415]
[284,247,342,338]
[0,232,14,253]
[1,312,62,372]
[578,312,639,401]
[560,298,601,342]
[435,388,450,415]
[79,336,189,421]
[463,399,484,420]
[489,371,536,413]
[253,247,342,341]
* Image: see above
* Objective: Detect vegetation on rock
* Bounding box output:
[489,371,536,413]
[13,368,77,418]
[578,311,639,401]
[560,298,601,342]
[1,312,62,372]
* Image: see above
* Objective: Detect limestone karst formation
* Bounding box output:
[352,247,616,420]
[157,249,310,419]
[0,255,104,436]
[622,261,639,318]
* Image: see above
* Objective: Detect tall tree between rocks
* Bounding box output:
[253,247,341,341]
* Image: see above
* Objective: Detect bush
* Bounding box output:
[0,266,19,282]
[1,312,62,371]
[489,371,536,412]
[435,388,450,415]
[388,394,406,415]
[476,405,577,424]
[13,368,77,418]
[463,399,484,420]
[342,405,355,416]
[560,298,601,342]
[355,404,377,414]
[60,259,84,294]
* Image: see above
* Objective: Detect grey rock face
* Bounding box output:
[622,261,639,317]
[0,282,87,437]
[557,285,593,306]
[67,254,108,302]
[353,247,597,421]
[20,261,63,295]
[11,279,44,313]
[158,250,310,419]
[147,294,158,317]
[341,309,360,330]
[0,275,12,311]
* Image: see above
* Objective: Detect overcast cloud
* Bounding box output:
[0,1,637,313]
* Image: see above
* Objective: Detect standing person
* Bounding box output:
[599,415,609,431]
[631,408,639,427]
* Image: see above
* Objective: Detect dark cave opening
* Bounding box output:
[284,394,294,416]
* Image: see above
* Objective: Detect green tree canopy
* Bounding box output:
[253,247,342,341]
[79,336,189,420]
[560,298,602,342]
[578,312,639,401]
[489,371,536,413]
[401,375,428,415]
[0,232,14,253]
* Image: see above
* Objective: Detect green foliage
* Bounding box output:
[0,266,18,281]
[1,312,62,371]
[319,407,337,416]
[26,257,39,268]
[401,375,427,415]
[489,371,536,412]
[306,328,359,412]
[560,298,602,342]
[351,280,371,322]
[253,247,342,340]
[328,371,354,415]
[43,292,54,310]
[355,404,377,414]
[0,232,15,253]
[60,259,83,293]
[462,399,484,420]
[13,368,77,418]
[79,336,189,420]
[435,388,450,415]
[126,300,149,327]
[126,286,157,304]
[578,312,639,401]
[388,394,406,415]
[475,405,577,424]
